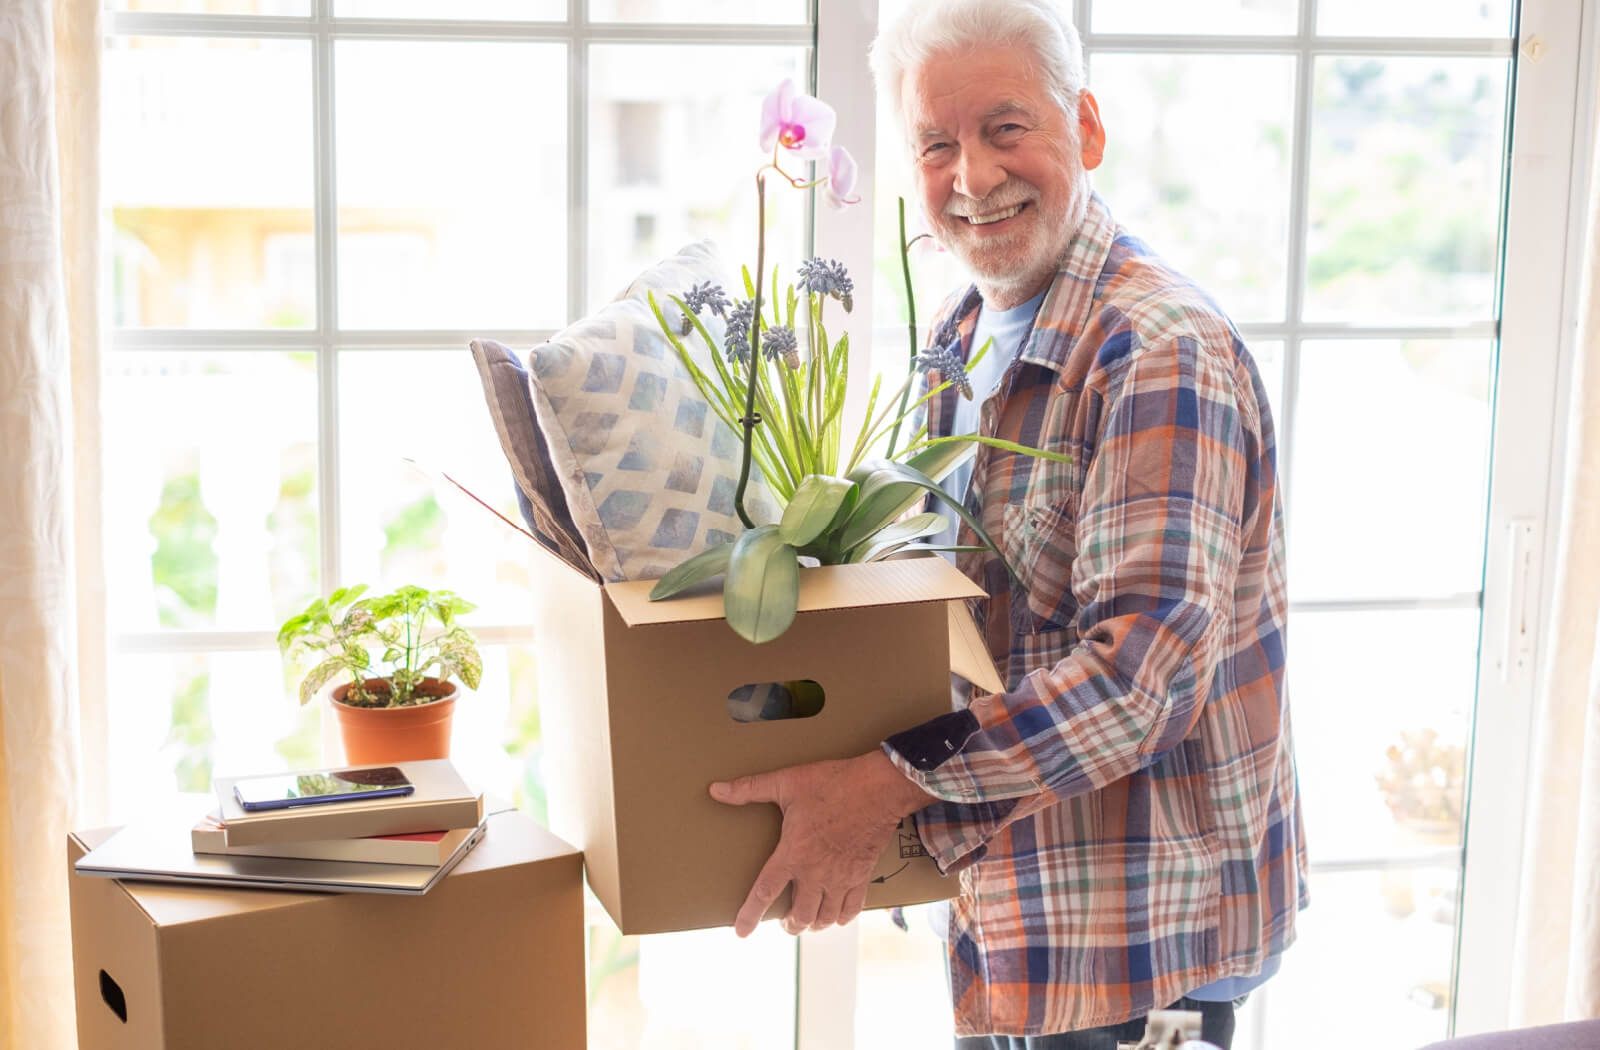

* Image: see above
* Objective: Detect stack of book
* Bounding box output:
[75,758,488,896]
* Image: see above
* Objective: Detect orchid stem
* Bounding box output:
[885,197,918,459]
[733,172,766,529]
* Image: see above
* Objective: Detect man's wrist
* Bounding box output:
[857,748,938,819]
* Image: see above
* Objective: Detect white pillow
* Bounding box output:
[526,241,776,582]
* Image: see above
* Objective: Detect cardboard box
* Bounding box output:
[68,809,585,1050]
[533,553,1004,935]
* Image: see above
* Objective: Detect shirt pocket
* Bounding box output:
[999,491,1079,634]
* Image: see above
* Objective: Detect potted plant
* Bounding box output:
[1374,726,1465,920]
[277,583,483,763]
[646,78,1069,643]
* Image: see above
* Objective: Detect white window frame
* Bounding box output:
[1456,0,1595,1036]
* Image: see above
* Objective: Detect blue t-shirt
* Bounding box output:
[932,287,1049,548]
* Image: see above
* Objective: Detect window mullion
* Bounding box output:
[568,6,588,322]
[313,0,342,591]
[1277,0,1318,518]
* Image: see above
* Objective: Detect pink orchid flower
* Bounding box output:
[760,78,836,161]
[822,145,860,210]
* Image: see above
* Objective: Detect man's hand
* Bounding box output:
[711,749,937,937]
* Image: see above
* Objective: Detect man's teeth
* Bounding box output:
[966,204,1025,225]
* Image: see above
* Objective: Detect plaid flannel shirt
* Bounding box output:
[883,194,1309,1036]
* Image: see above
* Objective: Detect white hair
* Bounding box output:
[868,0,1086,140]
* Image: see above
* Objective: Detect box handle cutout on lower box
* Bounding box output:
[727,680,825,723]
[99,970,127,1023]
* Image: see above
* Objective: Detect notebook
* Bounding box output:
[73,814,488,895]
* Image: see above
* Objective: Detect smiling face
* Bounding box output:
[903,45,1104,308]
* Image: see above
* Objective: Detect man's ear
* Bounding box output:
[1078,91,1105,171]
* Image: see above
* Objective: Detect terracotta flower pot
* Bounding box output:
[330,677,457,765]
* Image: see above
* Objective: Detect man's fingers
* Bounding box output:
[836,884,868,928]
[710,772,779,807]
[784,884,822,936]
[734,854,790,937]
[810,890,843,931]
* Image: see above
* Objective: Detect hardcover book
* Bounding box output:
[191,811,474,866]
[213,759,482,848]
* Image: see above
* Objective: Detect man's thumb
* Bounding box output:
[710,773,774,806]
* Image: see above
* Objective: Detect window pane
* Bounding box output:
[1091,0,1296,35]
[1304,58,1509,324]
[1289,607,1474,864]
[336,0,563,18]
[113,0,308,13]
[588,0,806,23]
[335,41,567,329]
[103,352,321,634]
[106,38,314,329]
[587,913,798,1048]
[102,651,319,823]
[586,45,808,310]
[873,0,981,363]
[1319,0,1514,38]
[855,906,954,1046]
[336,349,546,624]
[1251,868,1456,1048]
[1091,53,1295,323]
[1288,340,1492,600]
[1247,339,1284,424]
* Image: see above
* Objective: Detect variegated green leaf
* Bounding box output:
[299,658,348,706]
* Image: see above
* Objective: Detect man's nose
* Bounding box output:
[953,143,1006,201]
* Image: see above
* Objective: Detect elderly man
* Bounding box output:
[708,1,1309,1045]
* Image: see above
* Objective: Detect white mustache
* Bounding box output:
[944,183,1038,219]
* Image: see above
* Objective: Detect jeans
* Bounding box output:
[953,996,1237,1050]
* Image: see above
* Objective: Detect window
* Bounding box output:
[100,0,819,1043]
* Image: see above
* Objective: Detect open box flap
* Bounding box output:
[421,460,603,585]
[605,557,985,628]
[947,602,1005,695]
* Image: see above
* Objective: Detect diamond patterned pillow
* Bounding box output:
[469,337,595,578]
[526,240,776,582]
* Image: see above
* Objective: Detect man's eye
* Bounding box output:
[996,123,1025,135]
[923,142,950,155]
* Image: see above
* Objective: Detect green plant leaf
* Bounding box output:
[904,441,976,486]
[878,542,987,557]
[779,474,854,547]
[649,542,735,601]
[834,460,1012,581]
[847,512,946,562]
[299,658,348,706]
[456,646,483,691]
[833,464,925,553]
[723,524,799,644]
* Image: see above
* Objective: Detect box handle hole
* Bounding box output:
[99,970,127,1023]
[727,680,825,723]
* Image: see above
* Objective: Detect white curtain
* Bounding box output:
[1506,75,1600,1026]
[0,0,103,1047]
